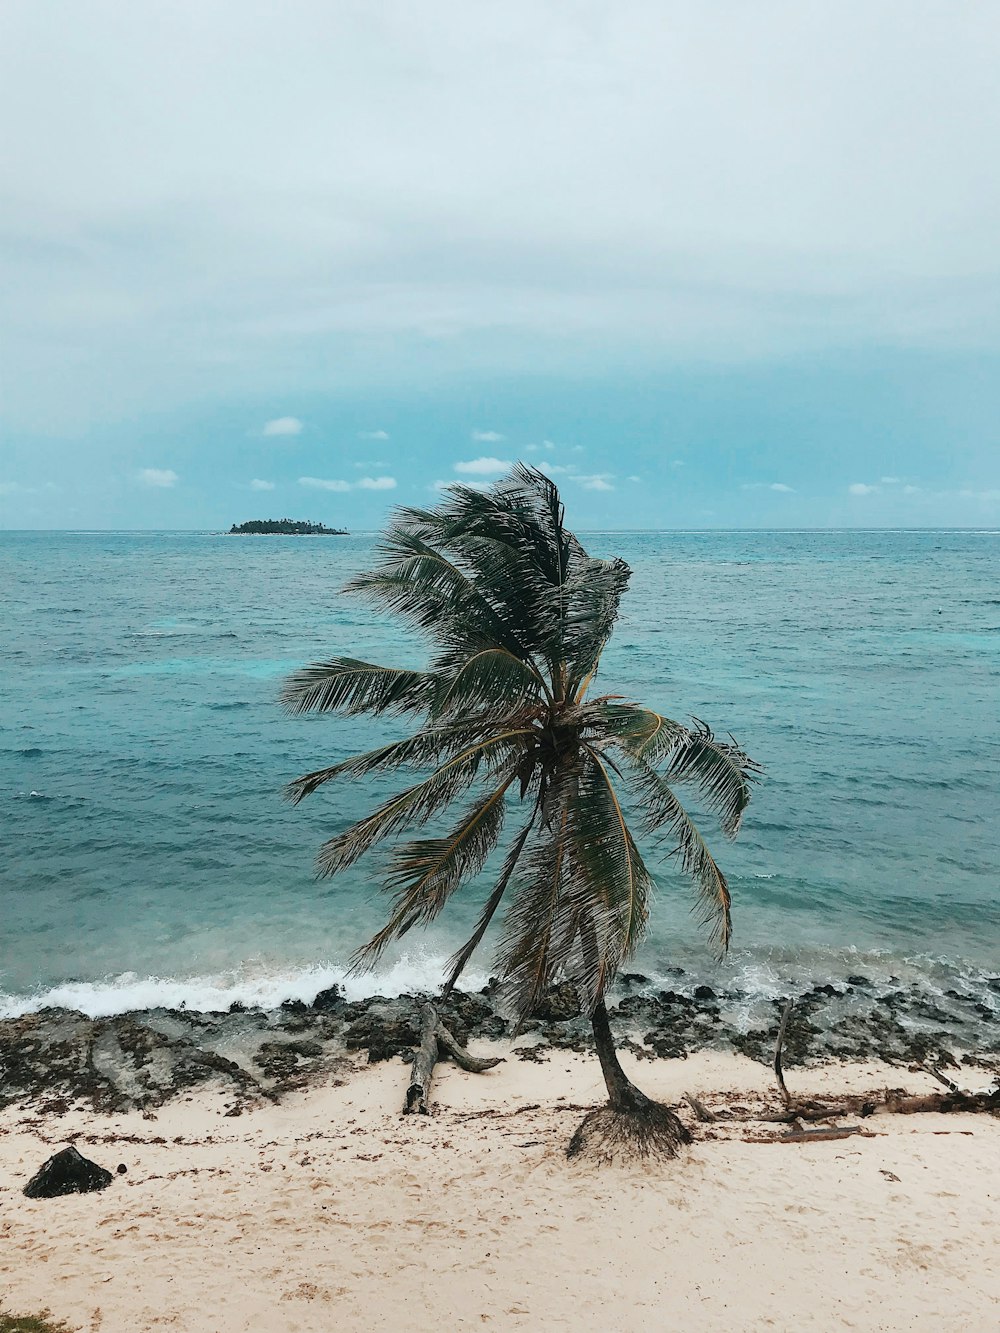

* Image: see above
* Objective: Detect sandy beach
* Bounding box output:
[2,1047,998,1333]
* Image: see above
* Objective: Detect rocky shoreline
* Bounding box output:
[2,971,997,1116]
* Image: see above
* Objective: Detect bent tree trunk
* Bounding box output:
[591,997,653,1111]
[403,1003,503,1115]
[568,997,691,1161]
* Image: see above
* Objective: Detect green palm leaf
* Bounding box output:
[561,748,654,1006]
[492,803,571,1025]
[622,754,734,953]
[314,731,531,877]
[430,646,549,718]
[352,776,514,967]
[442,811,538,994]
[660,721,762,837]
[345,529,536,664]
[281,658,436,717]
[283,718,519,803]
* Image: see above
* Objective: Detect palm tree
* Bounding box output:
[283,466,759,1157]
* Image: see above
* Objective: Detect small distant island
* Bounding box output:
[228,519,349,535]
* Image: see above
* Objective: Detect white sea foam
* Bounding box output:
[0,953,492,1021]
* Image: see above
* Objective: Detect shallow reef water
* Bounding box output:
[2,528,998,1049]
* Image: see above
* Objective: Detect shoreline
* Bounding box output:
[2,1047,998,1331]
[2,975,997,1118]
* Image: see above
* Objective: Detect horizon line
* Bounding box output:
[2,525,999,536]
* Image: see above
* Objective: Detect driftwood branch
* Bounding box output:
[773,999,793,1109]
[884,1089,1000,1116]
[683,1092,717,1123]
[758,1105,851,1123]
[403,1003,503,1115]
[434,1022,504,1073]
[746,1125,871,1145]
[404,1005,442,1115]
[745,998,1000,1136]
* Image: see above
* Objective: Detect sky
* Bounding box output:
[1,1,999,530]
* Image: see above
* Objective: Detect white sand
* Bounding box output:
[1,1047,997,1332]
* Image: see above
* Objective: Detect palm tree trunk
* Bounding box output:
[590,996,651,1111]
[571,995,692,1160]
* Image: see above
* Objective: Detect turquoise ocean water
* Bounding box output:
[2,529,998,1028]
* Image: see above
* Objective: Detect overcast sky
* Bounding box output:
[1,1,998,528]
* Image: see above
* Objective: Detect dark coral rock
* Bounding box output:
[24,1145,113,1198]
[311,985,343,1013]
[254,1039,324,1082]
[693,985,716,1001]
[642,1031,689,1060]
[531,983,581,1022]
[344,1013,420,1063]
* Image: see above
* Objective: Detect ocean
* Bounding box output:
[2,528,998,1043]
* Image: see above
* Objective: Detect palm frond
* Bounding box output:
[623,755,733,953]
[518,746,656,1019]
[351,777,514,967]
[558,556,632,698]
[345,529,534,663]
[558,747,653,1007]
[660,720,762,837]
[283,718,516,804]
[314,730,532,877]
[442,810,538,994]
[398,468,580,683]
[430,646,549,718]
[492,787,572,1025]
[280,658,436,717]
[596,703,688,760]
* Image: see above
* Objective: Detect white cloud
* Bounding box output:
[577,474,615,491]
[471,430,504,443]
[741,481,794,492]
[627,475,642,483]
[138,468,178,488]
[880,475,901,484]
[903,484,922,494]
[848,482,877,495]
[358,429,389,440]
[4,5,1000,444]
[263,417,303,437]
[536,462,572,475]
[300,474,395,492]
[250,478,275,491]
[454,456,512,475]
[770,483,795,493]
[433,478,490,493]
[299,476,351,492]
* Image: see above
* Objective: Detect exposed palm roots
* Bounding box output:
[567,1100,692,1164]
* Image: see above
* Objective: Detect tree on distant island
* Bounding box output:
[282,466,759,1159]
[229,519,347,535]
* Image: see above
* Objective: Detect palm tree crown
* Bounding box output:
[283,465,759,1029]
